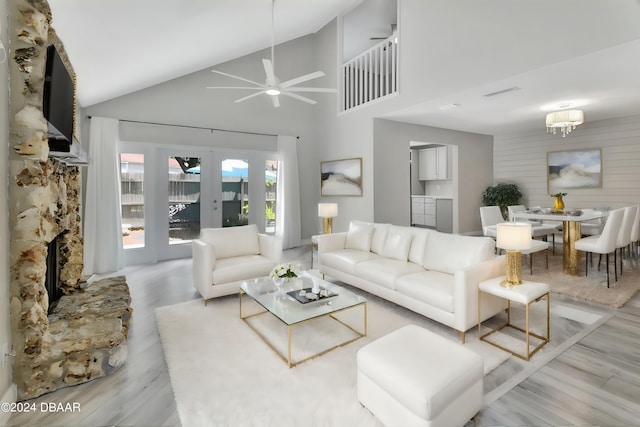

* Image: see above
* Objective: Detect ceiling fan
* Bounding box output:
[206,0,336,107]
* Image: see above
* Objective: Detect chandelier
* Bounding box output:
[546,110,584,137]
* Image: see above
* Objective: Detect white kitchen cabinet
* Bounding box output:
[411,196,436,227]
[418,146,450,180]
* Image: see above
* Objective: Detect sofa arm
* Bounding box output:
[315,232,347,254]
[258,234,283,263]
[453,255,507,329]
[192,239,216,299]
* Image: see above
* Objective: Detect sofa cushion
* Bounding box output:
[200,224,260,259]
[320,249,381,275]
[371,223,391,255]
[380,226,414,261]
[408,228,431,265]
[345,221,375,252]
[396,270,456,313]
[212,254,275,284]
[423,232,495,275]
[355,258,424,291]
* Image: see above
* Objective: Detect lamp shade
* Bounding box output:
[318,203,338,218]
[497,223,532,251]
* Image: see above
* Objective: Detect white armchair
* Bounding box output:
[192,224,282,304]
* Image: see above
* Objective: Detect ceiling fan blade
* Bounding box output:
[280,71,325,88]
[280,91,317,105]
[234,90,266,103]
[286,87,337,93]
[272,95,280,108]
[211,69,265,87]
[262,59,277,86]
[206,86,266,90]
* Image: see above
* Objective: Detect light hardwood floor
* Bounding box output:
[7,245,640,427]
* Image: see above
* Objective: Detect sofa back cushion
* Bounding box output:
[423,232,495,274]
[200,224,260,259]
[381,226,414,261]
[408,228,432,265]
[371,223,390,254]
[345,221,375,252]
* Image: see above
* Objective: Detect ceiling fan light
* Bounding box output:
[266,88,281,96]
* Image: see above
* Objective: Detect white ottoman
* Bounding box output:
[357,325,483,427]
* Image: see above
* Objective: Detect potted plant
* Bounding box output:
[482,183,522,220]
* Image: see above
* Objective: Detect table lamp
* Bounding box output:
[497,222,532,287]
[318,203,338,234]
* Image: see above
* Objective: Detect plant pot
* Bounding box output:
[553,196,565,210]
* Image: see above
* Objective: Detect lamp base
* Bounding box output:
[322,217,333,234]
[500,250,522,287]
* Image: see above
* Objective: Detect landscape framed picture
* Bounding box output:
[321,158,363,196]
[547,148,602,193]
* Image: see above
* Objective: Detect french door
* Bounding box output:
[119,144,277,264]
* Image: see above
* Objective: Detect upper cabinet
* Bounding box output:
[418,146,450,180]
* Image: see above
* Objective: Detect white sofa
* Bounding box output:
[192,224,282,304]
[316,221,507,342]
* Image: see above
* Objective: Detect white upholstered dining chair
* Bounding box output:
[615,205,639,275]
[574,208,625,288]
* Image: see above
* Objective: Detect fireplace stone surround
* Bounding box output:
[8,0,132,400]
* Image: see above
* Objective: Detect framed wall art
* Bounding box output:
[320,158,363,196]
[547,148,602,193]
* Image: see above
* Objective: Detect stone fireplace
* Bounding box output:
[8,0,132,400]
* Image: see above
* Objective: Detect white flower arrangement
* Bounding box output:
[270,263,301,279]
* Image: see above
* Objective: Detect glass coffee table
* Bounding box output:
[239,272,367,368]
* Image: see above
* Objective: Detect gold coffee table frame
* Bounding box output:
[239,276,367,368]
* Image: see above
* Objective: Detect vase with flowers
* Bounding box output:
[551,192,567,210]
[270,263,301,290]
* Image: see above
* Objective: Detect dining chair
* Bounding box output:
[616,205,638,275]
[507,205,541,225]
[479,206,504,238]
[629,205,640,260]
[574,208,624,288]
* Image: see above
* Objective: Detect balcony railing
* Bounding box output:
[341,35,398,112]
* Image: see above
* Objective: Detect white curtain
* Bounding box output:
[275,135,302,249]
[83,117,124,275]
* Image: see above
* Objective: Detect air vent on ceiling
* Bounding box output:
[483,86,521,97]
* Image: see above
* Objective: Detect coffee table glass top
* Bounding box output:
[239,272,366,325]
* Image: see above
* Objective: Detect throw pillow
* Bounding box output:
[381,226,414,261]
[345,221,375,252]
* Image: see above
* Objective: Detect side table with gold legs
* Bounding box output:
[477,277,550,361]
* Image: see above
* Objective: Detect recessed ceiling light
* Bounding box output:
[266,88,280,96]
[439,103,459,111]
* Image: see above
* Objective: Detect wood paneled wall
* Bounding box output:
[494,114,640,210]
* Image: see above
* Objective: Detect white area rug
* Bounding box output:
[156,295,510,427]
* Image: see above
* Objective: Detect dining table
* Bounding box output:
[512,209,607,276]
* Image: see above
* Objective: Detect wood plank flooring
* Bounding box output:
[8,245,640,427]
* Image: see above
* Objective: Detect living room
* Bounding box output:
[1,0,640,426]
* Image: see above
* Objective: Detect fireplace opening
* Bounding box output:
[45,234,63,313]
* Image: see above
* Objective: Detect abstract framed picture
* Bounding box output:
[547,148,602,193]
[321,158,363,196]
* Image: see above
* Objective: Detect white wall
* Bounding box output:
[373,119,493,233]
[494,114,640,210]
[0,0,15,412]
[84,34,325,240]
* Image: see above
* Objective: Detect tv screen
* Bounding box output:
[43,44,75,144]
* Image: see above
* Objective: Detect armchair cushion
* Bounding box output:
[200,224,260,259]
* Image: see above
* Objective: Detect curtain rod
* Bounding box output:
[87,116,299,139]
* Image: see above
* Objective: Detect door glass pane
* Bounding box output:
[265,160,277,234]
[121,153,145,249]
[168,156,201,243]
[222,158,248,227]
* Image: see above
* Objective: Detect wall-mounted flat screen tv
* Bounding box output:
[43,44,74,145]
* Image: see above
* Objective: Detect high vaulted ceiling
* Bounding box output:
[48,0,640,136]
[48,0,364,107]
